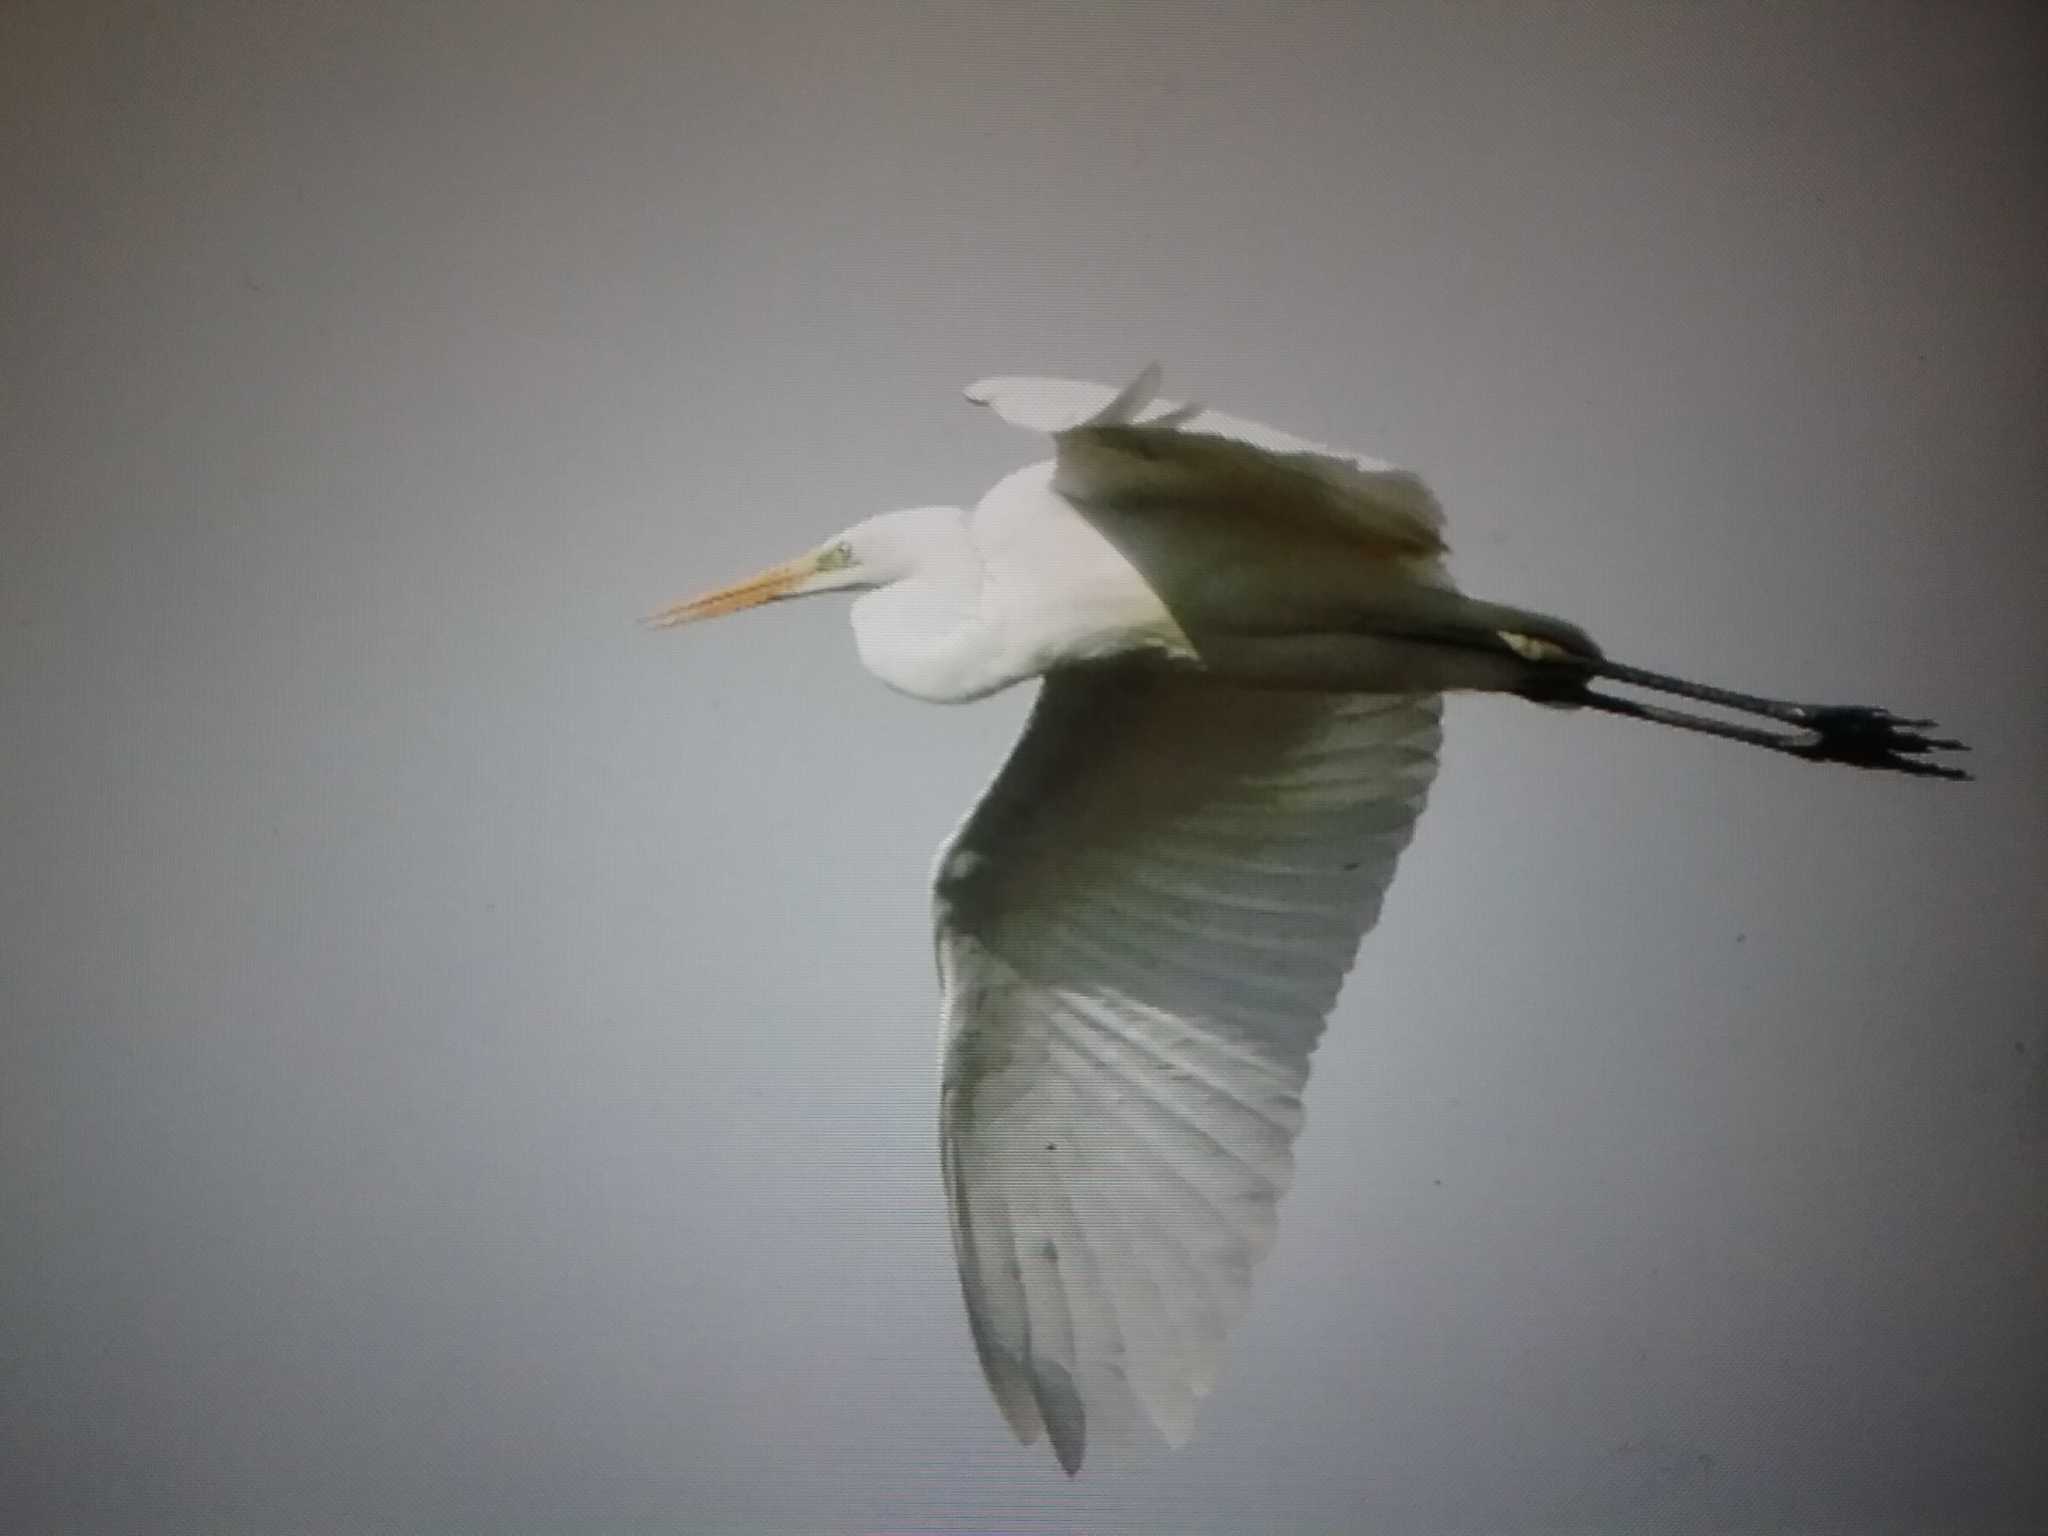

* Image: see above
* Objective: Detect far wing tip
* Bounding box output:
[963,367,1174,434]
[962,373,1117,434]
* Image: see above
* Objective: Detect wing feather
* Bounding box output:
[935,671,1441,1472]
[965,369,1447,560]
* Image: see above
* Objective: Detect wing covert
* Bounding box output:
[933,671,1441,1472]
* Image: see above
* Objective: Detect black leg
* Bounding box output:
[1588,658,1829,724]
[1530,661,1971,780]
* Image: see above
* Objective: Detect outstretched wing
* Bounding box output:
[933,670,1442,1473]
[965,368,1447,560]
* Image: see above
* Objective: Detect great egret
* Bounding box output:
[650,367,1965,1475]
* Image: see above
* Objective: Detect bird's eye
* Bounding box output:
[817,540,855,573]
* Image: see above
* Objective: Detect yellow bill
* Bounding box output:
[644,549,831,629]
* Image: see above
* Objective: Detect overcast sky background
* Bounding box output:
[5,3,2046,1533]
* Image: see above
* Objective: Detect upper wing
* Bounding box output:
[933,670,1442,1473]
[965,368,1447,560]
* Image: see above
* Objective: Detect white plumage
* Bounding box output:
[935,674,1438,1471]
[649,366,1965,1474]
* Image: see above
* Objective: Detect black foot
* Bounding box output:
[1783,706,1971,780]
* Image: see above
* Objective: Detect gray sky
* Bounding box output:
[4,2,2045,1532]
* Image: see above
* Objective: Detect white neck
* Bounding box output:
[849,549,1017,703]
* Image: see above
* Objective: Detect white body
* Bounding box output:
[845,373,1588,709]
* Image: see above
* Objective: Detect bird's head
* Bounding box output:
[645,506,967,629]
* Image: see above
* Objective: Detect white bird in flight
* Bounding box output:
[649,367,1965,1475]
